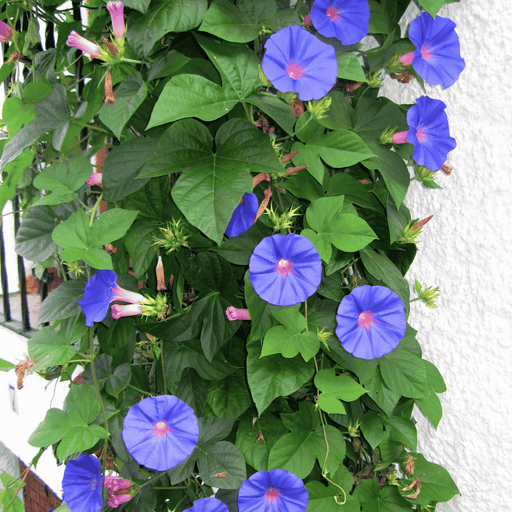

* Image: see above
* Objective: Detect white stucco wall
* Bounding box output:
[379,1,512,511]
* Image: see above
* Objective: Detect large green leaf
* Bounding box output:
[195,34,260,99]
[235,410,288,471]
[0,84,71,170]
[128,0,208,58]
[164,339,235,384]
[98,72,148,139]
[37,279,86,324]
[380,350,429,399]
[326,173,383,212]
[124,219,161,278]
[303,196,377,261]
[314,368,367,415]
[33,152,92,206]
[247,338,314,415]
[14,205,58,262]
[140,118,281,244]
[28,325,83,372]
[28,385,107,460]
[246,93,296,136]
[337,53,367,82]
[291,130,373,183]
[52,208,138,269]
[360,247,410,316]
[147,74,240,127]
[207,370,252,420]
[361,364,401,417]
[197,441,247,489]
[0,148,34,214]
[261,309,320,362]
[199,0,274,43]
[267,401,346,478]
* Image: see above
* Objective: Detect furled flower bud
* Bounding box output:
[156,255,166,291]
[106,1,126,39]
[66,31,101,57]
[104,476,133,508]
[303,14,312,27]
[399,215,433,244]
[225,307,251,321]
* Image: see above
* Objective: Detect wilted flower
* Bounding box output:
[66,31,101,58]
[238,469,308,512]
[392,96,456,171]
[262,25,337,101]
[226,193,259,237]
[156,255,166,291]
[0,19,13,43]
[336,285,406,359]
[399,12,465,88]
[62,454,103,512]
[106,1,126,39]
[122,395,199,472]
[310,0,370,45]
[249,233,322,307]
[78,270,146,327]
[104,476,132,508]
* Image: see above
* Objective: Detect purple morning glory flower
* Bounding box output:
[336,285,406,359]
[399,12,465,88]
[226,193,259,237]
[62,454,103,512]
[249,233,322,307]
[392,96,456,171]
[122,395,199,472]
[188,497,229,512]
[238,469,308,512]
[310,0,370,45]
[78,270,146,327]
[262,25,337,101]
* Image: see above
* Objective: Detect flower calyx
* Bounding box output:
[413,279,440,309]
[265,204,301,232]
[307,95,332,120]
[153,219,189,254]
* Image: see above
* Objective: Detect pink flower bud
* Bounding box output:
[66,31,101,57]
[303,14,312,27]
[226,307,251,321]
[111,283,145,304]
[112,303,143,319]
[392,131,409,144]
[0,20,13,43]
[107,1,126,39]
[398,51,415,66]
[87,172,103,186]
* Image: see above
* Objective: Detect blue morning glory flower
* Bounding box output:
[225,193,259,237]
[310,0,370,45]
[336,285,406,359]
[392,96,456,171]
[122,395,199,472]
[238,469,308,512]
[62,454,103,512]
[78,270,145,327]
[249,233,322,307]
[188,497,229,512]
[262,25,337,101]
[399,12,465,88]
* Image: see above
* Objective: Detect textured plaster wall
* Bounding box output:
[379,1,512,511]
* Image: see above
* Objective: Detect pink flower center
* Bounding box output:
[358,311,374,329]
[420,44,433,61]
[265,488,280,502]
[416,125,431,144]
[286,61,305,80]
[153,420,170,437]
[326,5,341,21]
[276,258,293,276]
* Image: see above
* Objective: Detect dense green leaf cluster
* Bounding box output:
[0,0,460,510]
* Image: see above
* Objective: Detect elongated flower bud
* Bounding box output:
[226,307,251,321]
[66,31,101,57]
[107,1,126,39]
